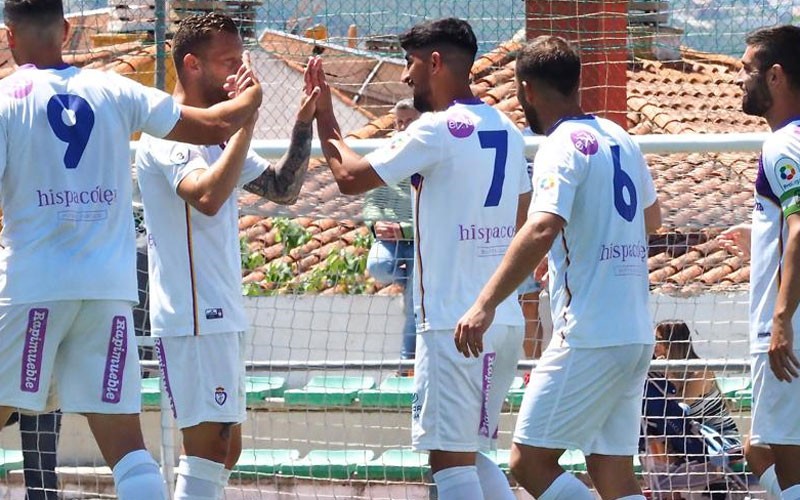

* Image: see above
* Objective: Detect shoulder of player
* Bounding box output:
[762,125,800,159]
[137,134,200,170]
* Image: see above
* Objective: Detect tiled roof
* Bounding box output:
[239,36,762,294]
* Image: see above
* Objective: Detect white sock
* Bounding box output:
[761,465,782,499]
[219,468,233,499]
[433,465,484,500]
[174,455,225,500]
[782,484,800,500]
[539,471,594,500]
[475,452,514,500]
[112,449,167,500]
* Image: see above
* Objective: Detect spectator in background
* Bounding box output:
[362,98,420,365]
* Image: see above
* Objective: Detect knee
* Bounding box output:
[744,439,774,477]
[366,258,395,284]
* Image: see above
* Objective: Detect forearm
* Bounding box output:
[316,111,363,194]
[185,128,252,214]
[168,85,262,145]
[774,221,800,324]
[243,119,313,204]
[476,218,556,310]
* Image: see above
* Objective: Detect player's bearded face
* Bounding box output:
[198,32,245,105]
[402,52,434,113]
[741,70,772,117]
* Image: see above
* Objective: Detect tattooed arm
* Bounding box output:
[242,119,313,205]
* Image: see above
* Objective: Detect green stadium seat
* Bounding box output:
[506,376,526,409]
[278,449,375,479]
[233,449,299,478]
[358,376,414,407]
[141,377,161,407]
[485,449,511,471]
[716,376,751,398]
[283,376,376,406]
[731,388,752,410]
[353,448,429,481]
[246,375,287,404]
[558,449,587,472]
[0,449,23,477]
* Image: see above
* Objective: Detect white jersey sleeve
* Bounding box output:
[239,149,270,186]
[529,138,587,222]
[762,138,800,219]
[638,153,658,208]
[516,151,532,195]
[109,72,181,139]
[366,113,442,186]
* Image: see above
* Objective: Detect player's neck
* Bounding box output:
[765,96,800,131]
[541,103,585,135]
[436,85,475,111]
[172,81,211,109]
[13,50,64,69]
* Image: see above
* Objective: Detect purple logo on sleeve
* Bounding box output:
[20,308,48,393]
[478,352,496,437]
[101,316,128,404]
[447,112,475,138]
[2,78,33,99]
[570,130,599,155]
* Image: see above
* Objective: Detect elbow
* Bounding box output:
[193,197,223,216]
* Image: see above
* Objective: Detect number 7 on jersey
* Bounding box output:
[479,130,508,207]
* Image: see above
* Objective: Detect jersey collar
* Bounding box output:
[20,62,72,70]
[776,116,800,131]
[546,114,595,136]
[450,97,484,107]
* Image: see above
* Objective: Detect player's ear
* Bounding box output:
[183,53,201,74]
[62,19,70,45]
[521,79,536,105]
[429,51,443,75]
[5,27,16,50]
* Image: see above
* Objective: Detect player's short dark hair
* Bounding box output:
[172,12,240,73]
[399,18,478,73]
[516,36,581,97]
[3,0,63,28]
[745,25,800,90]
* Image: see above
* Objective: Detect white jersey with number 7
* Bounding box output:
[530,115,657,348]
[0,64,181,305]
[366,99,530,332]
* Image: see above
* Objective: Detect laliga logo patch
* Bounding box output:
[215,386,227,406]
[570,130,599,155]
[774,156,800,189]
[446,113,475,138]
[538,173,557,191]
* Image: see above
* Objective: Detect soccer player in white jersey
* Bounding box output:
[455,36,662,500]
[729,25,800,500]
[0,1,262,498]
[307,18,530,500]
[135,13,318,500]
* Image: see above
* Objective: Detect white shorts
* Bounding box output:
[412,325,523,452]
[155,332,247,430]
[514,343,653,456]
[750,351,800,446]
[0,300,141,414]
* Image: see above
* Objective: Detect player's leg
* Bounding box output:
[583,344,652,500]
[57,301,165,499]
[412,330,501,500]
[745,439,780,499]
[158,332,247,500]
[366,239,401,284]
[750,350,800,496]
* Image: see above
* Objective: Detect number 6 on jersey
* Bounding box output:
[46,94,95,169]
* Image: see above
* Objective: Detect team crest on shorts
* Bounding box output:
[215,386,228,406]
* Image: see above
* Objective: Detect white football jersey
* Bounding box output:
[366,99,530,332]
[530,115,656,348]
[136,134,268,337]
[0,64,180,305]
[749,119,800,354]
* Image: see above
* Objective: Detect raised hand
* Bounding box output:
[224,50,260,99]
[717,223,752,258]
[296,62,321,124]
[303,55,334,118]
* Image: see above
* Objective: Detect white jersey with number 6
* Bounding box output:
[366,99,530,332]
[530,115,657,348]
[0,64,181,305]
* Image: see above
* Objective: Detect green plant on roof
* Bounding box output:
[240,236,266,271]
[273,217,313,255]
[353,230,374,250]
